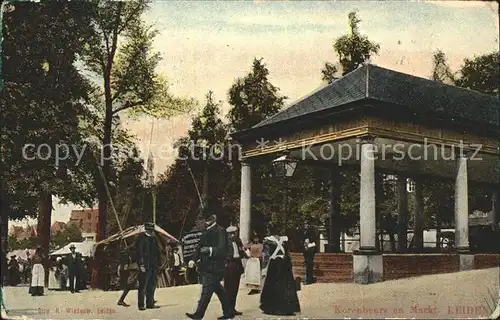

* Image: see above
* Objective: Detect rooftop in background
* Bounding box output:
[50,221,67,233]
[69,208,99,234]
[242,64,499,135]
[8,225,36,240]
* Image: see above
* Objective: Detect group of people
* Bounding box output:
[112,210,303,319]
[6,244,89,298]
[6,253,32,286]
[185,208,301,319]
[49,244,87,293]
[5,247,45,296]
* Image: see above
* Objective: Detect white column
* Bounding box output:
[359,139,376,251]
[454,156,469,251]
[239,162,252,244]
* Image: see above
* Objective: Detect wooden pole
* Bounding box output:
[152,187,157,225]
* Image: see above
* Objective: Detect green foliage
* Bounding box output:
[81,0,195,119]
[322,11,380,83]
[157,92,232,236]
[80,0,196,240]
[228,58,286,131]
[427,50,499,230]
[179,91,228,162]
[50,224,84,250]
[156,160,200,237]
[430,49,455,84]
[454,51,499,95]
[107,149,147,235]
[1,0,98,222]
[8,236,38,251]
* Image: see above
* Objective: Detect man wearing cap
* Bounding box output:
[224,226,248,316]
[186,208,233,320]
[135,222,159,311]
[65,244,82,293]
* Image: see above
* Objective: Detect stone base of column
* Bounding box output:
[353,249,383,284]
[459,254,474,271]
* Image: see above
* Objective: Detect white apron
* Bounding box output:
[31,264,45,287]
[48,269,59,289]
[245,258,261,288]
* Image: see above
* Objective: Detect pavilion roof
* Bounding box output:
[249,64,499,132]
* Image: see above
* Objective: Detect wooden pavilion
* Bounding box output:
[231,64,500,284]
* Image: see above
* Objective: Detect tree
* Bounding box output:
[156,92,231,236]
[107,148,146,235]
[226,58,288,237]
[155,160,200,238]
[455,52,499,95]
[80,0,195,242]
[50,224,84,250]
[183,92,228,208]
[319,12,383,249]
[8,236,39,251]
[228,58,286,132]
[1,0,98,284]
[427,50,499,247]
[430,49,455,84]
[321,11,380,83]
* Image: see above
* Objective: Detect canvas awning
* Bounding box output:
[95,224,179,247]
[7,249,36,262]
[50,240,96,257]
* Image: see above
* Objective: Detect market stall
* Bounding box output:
[93,224,179,290]
[50,240,96,257]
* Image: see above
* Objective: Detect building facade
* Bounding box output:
[69,209,99,241]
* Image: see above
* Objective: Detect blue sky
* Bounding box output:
[12,0,499,226]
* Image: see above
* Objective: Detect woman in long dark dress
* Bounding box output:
[7,256,21,286]
[260,235,300,316]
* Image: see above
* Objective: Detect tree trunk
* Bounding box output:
[98,108,113,242]
[202,165,209,205]
[0,179,8,285]
[92,70,113,290]
[36,190,52,287]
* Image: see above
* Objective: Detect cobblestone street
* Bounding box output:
[3,267,498,320]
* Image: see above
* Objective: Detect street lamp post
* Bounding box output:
[272,151,298,236]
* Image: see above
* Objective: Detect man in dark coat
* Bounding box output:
[65,244,82,293]
[135,222,159,311]
[302,220,318,285]
[224,226,248,316]
[186,208,233,320]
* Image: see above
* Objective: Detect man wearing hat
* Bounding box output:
[186,208,233,320]
[135,222,159,311]
[65,244,82,293]
[224,225,248,316]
